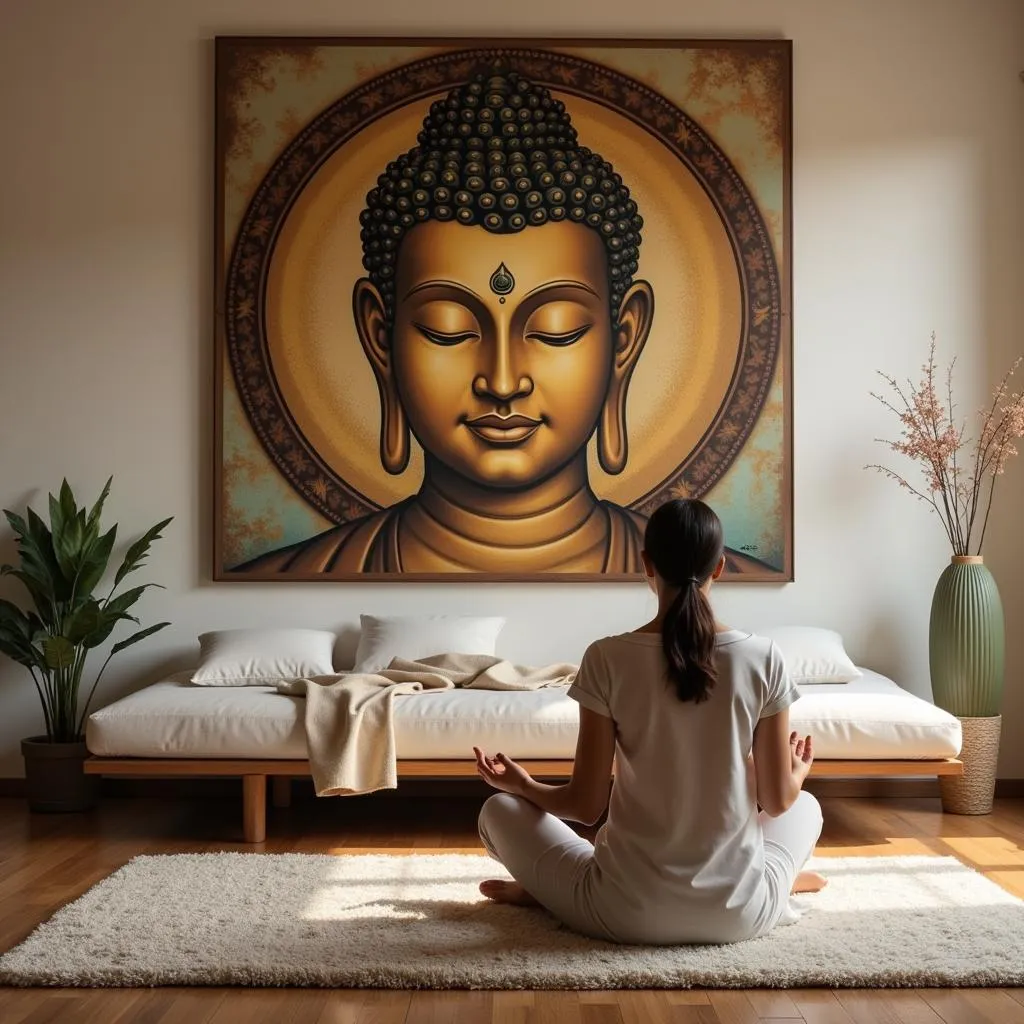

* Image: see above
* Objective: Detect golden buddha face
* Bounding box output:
[354,219,654,490]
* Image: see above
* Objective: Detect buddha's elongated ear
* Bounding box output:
[597,280,655,474]
[353,278,410,475]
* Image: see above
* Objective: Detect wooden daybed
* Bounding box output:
[82,754,963,843]
[83,666,965,842]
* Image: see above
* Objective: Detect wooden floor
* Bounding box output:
[2,789,1024,1023]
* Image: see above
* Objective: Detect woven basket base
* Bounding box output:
[940,715,1001,815]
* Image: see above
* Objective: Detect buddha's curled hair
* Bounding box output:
[359,66,644,320]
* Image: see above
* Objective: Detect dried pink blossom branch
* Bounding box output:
[867,336,1023,556]
[864,462,958,549]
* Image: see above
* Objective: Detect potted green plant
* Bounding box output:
[868,337,1023,814]
[0,478,172,812]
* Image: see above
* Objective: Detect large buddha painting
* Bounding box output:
[215,38,792,581]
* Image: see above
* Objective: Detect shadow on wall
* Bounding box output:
[861,614,915,694]
[978,86,1024,779]
[334,625,361,671]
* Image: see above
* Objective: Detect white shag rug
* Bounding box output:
[2,853,1023,989]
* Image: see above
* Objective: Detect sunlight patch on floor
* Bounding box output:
[803,857,1015,911]
[940,835,1024,866]
[301,896,430,921]
[986,870,1024,899]
[321,846,484,855]
[816,837,938,857]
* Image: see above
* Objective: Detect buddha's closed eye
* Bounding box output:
[414,323,593,347]
[525,325,592,347]
[414,323,480,346]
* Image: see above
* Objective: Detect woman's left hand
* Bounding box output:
[473,746,532,796]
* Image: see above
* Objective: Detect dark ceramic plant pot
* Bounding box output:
[21,737,98,813]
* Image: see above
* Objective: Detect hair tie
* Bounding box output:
[688,576,702,585]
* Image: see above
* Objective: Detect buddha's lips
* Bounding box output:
[464,413,542,445]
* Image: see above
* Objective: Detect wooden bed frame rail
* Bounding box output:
[83,756,963,843]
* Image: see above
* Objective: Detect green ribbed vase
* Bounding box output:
[929,556,1005,717]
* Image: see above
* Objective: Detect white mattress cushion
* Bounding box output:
[791,670,962,759]
[86,668,962,762]
[86,673,579,760]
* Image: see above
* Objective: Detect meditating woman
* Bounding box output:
[473,497,825,944]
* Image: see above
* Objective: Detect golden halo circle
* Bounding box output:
[265,93,741,509]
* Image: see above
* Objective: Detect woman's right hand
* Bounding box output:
[790,731,814,786]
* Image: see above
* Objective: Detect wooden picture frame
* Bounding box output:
[214,37,793,582]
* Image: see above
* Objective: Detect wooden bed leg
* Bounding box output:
[242,775,267,843]
[271,776,292,809]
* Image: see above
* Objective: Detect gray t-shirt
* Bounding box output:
[567,629,799,943]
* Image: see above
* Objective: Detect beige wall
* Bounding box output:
[0,0,1022,777]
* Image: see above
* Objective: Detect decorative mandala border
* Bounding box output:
[223,47,784,525]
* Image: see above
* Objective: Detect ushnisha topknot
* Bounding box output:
[359,65,644,319]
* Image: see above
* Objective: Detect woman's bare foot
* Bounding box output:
[479,879,541,907]
[792,870,828,894]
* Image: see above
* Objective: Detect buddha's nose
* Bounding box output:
[473,336,534,404]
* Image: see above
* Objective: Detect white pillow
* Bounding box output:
[758,626,862,684]
[351,614,506,674]
[191,628,337,686]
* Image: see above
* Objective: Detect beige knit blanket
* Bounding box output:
[277,653,577,797]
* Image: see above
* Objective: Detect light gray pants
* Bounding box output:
[478,790,823,944]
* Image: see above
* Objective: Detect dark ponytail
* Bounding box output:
[643,499,724,704]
